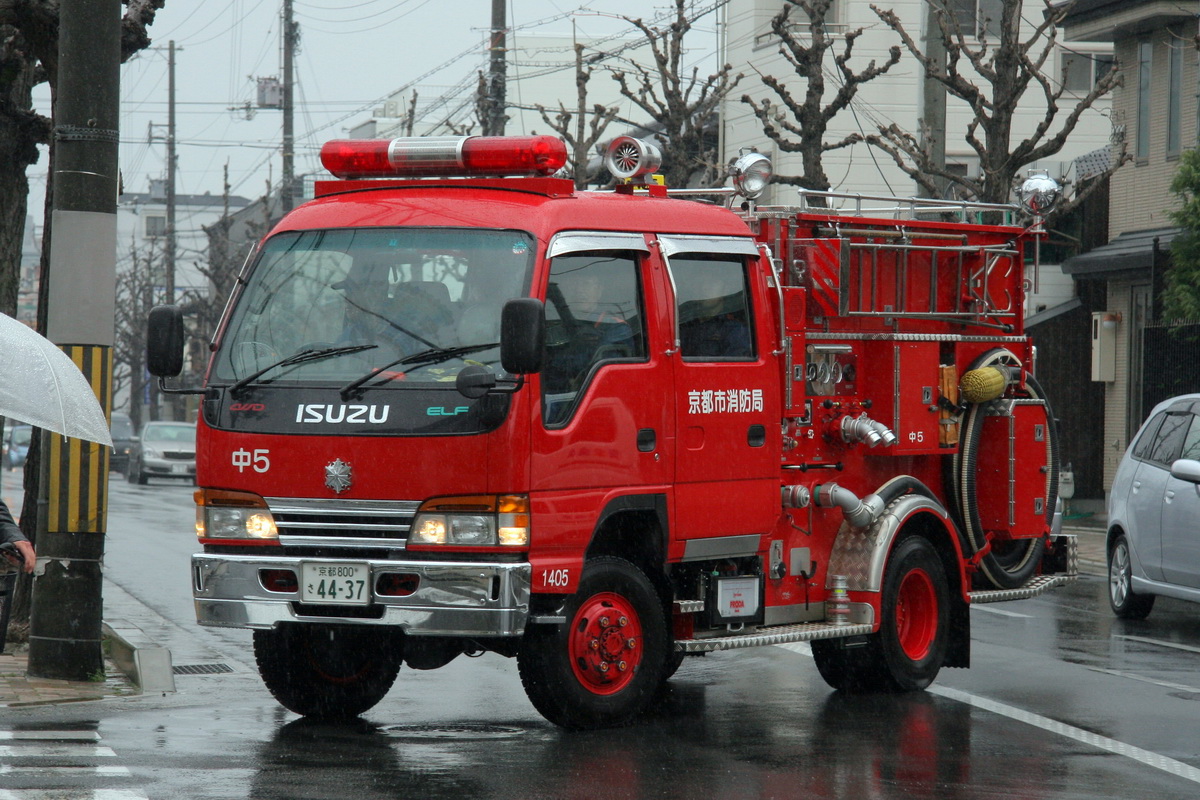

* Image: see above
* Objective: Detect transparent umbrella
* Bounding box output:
[0,313,113,447]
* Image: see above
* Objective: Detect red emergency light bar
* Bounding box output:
[320,135,568,179]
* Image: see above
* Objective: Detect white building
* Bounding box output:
[721,1,1116,204]
[116,179,252,297]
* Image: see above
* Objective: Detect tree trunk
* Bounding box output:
[0,45,41,317]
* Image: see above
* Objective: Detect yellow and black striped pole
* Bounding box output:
[26,0,120,681]
[44,347,112,536]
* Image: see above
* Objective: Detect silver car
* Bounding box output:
[127,421,196,485]
[1107,393,1200,618]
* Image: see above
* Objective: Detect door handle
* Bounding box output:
[747,424,766,448]
[637,428,656,452]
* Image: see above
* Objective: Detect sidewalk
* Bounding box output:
[0,646,135,707]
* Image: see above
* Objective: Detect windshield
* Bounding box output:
[143,424,196,444]
[111,416,133,440]
[213,227,534,388]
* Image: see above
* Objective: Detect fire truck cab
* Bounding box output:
[148,134,1075,730]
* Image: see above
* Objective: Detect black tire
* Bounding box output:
[253,624,403,719]
[811,637,887,692]
[1108,534,1155,620]
[126,459,140,484]
[661,649,687,681]
[517,557,670,730]
[813,536,950,693]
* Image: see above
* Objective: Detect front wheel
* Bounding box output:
[1109,534,1155,619]
[813,536,950,693]
[253,624,402,719]
[517,557,669,730]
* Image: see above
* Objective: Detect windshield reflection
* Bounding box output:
[214,228,534,389]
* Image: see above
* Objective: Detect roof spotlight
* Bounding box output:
[730,151,772,200]
[1017,171,1060,216]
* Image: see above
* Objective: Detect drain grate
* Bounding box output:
[173,663,234,675]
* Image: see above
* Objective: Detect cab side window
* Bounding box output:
[541,251,645,425]
[671,255,754,360]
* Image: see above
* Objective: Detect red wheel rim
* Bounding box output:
[568,592,643,695]
[895,568,937,661]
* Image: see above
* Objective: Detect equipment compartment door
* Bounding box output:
[973,399,1052,539]
[662,239,781,543]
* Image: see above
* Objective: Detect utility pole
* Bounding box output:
[166,40,177,304]
[148,41,181,420]
[27,0,120,682]
[483,0,506,136]
[282,0,297,213]
[920,2,948,199]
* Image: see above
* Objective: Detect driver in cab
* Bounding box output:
[544,271,634,393]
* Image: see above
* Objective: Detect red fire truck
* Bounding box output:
[148,134,1076,730]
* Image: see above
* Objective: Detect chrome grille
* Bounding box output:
[266,497,419,547]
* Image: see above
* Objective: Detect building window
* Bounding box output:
[1167,32,1183,157]
[953,0,1004,41]
[1061,49,1115,93]
[1136,40,1152,161]
[144,215,166,239]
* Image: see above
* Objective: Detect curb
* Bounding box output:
[102,619,176,694]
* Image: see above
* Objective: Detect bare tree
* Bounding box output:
[536,43,619,189]
[0,1,163,320]
[113,240,164,433]
[612,0,741,188]
[743,0,901,193]
[868,0,1124,212]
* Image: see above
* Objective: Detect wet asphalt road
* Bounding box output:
[3,477,1200,799]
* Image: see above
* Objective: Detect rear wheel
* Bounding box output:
[253,624,402,719]
[813,536,950,693]
[518,557,669,730]
[1108,534,1155,620]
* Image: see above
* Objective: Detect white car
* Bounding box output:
[1107,393,1200,618]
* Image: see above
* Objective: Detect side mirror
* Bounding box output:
[1170,458,1200,485]
[456,365,498,399]
[147,305,185,377]
[500,298,545,375]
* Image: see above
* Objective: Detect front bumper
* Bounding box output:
[143,456,196,478]
[192,553,531,636]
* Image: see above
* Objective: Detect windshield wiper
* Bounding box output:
[339,342,499,400]
[228,344,378,397]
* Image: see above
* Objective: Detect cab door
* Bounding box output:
[529,231,674,502]
[661,236,781,551]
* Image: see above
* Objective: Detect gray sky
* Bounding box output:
[28,1,722,212]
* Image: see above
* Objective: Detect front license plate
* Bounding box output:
[301,562,370,605]
[171,463,188,474]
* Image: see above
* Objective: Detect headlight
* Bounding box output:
[195,489,278,543]
[143,446,163,459]
[410,494,529,548]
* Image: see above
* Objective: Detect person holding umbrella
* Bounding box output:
[0,500,34,573]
